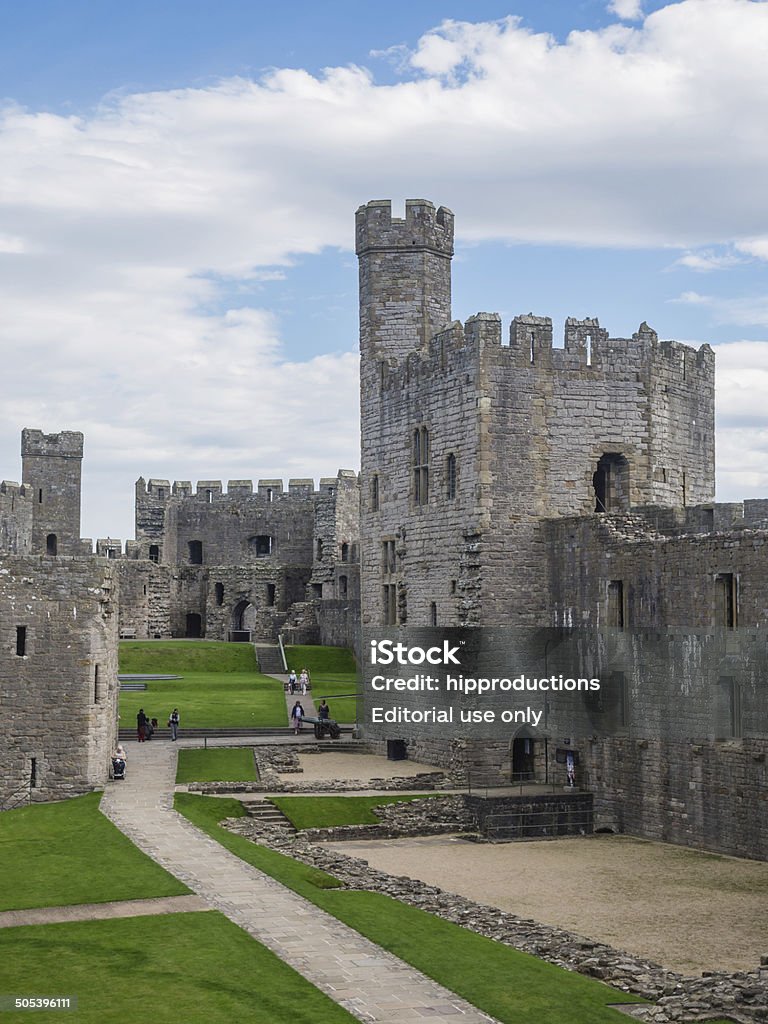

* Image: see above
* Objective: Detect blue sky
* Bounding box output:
[0,0,766,540]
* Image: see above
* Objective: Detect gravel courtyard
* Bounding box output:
[328,832,768,975]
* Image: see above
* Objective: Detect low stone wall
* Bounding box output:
[301,795,474,842]
[224,813,768,1024]
[467,792,594,839]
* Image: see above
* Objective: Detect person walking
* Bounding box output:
[299,668,310,695]
[287,669,297,695]
[168,708,180,741]
[290,700,304,735]
[137,708,148,743]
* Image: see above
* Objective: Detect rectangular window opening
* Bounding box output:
[606,581,625,629]
[715,573,737,628]
[16,626,27,657]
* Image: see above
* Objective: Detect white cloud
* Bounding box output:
[736,237,768,261]
[670,291,713,305]
[671,249,744,272]
[607,0,645,21]
[1,1,768,533]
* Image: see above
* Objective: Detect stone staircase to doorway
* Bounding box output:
[255,645,285,674]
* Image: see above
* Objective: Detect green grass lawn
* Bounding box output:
[176,747,258,784]
[119,641,287,728]
[269,795,439,829]
[0,912,357,1024]
[0,794,188,911]
[284,644,359,710]
[176,794,642,1024]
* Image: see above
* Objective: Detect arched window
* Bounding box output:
[413,426,429,506]
[188,540,203,565]
[341,543,349,562]
[214,582,224,606]
[46,533,57,556]
[148,544,159,563]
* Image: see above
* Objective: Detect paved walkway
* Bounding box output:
[0,895,206,929]
[100,743,496,1024]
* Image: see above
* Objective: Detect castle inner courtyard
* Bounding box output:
[327,831,768,976]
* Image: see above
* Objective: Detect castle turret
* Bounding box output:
[356,199,454,367]
[21,429,84,556]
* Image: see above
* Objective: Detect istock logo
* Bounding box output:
[369,640,461,666]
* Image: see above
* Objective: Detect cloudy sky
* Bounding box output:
[1,0,767,541]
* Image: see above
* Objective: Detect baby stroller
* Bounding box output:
[111,756,126,780]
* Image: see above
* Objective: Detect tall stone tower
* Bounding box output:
[21,429,84,556]
[356,199,454,371]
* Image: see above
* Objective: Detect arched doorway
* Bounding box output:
[231,599,257,640]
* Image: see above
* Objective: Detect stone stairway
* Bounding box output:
[255,645,285,674]
[245,799,296,831]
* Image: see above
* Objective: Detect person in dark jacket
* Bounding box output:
[137,708,148,742]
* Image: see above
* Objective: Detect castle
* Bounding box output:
[356,199,767,859]
[1,199,766,861]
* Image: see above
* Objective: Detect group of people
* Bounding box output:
[287,667,311,695]
[136,707,180,742]
[289,695,330,734]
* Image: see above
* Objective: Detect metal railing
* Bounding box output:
[483,807,593,841]
[464,771,566,797]
[277,633,288,672]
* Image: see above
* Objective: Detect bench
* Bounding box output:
[119,628,137,639]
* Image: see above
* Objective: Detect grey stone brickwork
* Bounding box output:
[116,469,360,645]
[21,429,84,556]
[356,198,767,860]
[0,554,118,807]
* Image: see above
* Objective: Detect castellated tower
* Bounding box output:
[357,199,716,632]
[356,199,454,369]
[21,429,84,556]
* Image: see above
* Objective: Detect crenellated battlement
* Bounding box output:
[135,470,357,504]
[21,428,84,460]
[0,480,30,499]
[355,199,454,257]
[376,310,713,394]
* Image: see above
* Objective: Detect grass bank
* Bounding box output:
[0,912,357,1024]
[269,795,439,829]
[119,641,286,728]
[0,794,188,911]
[176,747,258,784]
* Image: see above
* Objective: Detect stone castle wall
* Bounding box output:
[0,481,33,554]
[21,429,84,556]
[0,555,119,807]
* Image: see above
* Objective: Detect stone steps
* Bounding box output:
[246,800,296,831]
[255,645,285,674]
